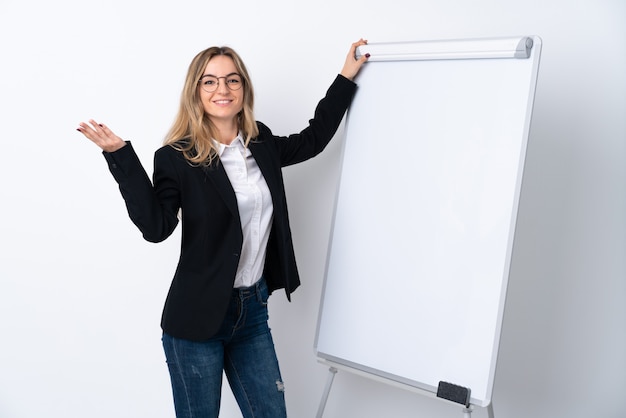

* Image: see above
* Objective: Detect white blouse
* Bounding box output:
[216,134,274,288]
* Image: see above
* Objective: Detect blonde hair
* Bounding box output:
[164,46,258,165]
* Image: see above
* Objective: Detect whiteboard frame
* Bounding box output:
[314,36,542,408]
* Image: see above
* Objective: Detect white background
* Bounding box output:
[0,1,623,418]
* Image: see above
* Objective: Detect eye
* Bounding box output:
[202,78,217,86]
[226,76,241,85]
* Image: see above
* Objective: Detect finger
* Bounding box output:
[77,121,97,137]
[350,39,368,60]
[76,126,101,145]
[88,119,105,133]
[87,119,118,142]
[77,120,108,143]
[353,38,368,49]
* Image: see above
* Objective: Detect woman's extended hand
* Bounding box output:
[76,119,127,153]
[340,38,370,81]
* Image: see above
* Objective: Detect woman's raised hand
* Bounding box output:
[76,120,127,153]
[340,38,370,81]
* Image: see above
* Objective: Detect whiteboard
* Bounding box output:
[315,36,542,408]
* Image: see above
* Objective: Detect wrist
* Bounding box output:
[105,141,127,153]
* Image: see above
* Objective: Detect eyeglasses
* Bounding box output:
[198,73,243,93]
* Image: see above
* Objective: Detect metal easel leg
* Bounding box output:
[462,402,494,418]
[316,367,338,418]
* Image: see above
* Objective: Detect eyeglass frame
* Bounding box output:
[198,72,244,93]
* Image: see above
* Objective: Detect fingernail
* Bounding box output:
[365,53,371,58]
[98,124,103,127]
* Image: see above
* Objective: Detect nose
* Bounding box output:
[216,79,230,94]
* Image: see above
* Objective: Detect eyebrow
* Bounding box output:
[200,72,240,78]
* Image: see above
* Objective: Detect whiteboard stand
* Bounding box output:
[315,365,338,418]
[315,360,496,418]
[462,404,495,418]
[314,35,541,418]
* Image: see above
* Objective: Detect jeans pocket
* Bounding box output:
[257,278,269,306]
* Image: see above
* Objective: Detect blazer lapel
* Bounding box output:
[249,141,279,205]
[201,141,279,221]
[201,162,239,219]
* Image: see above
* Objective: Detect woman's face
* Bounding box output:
[198,55,244,127]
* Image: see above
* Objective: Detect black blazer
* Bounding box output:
[103,75,357,341]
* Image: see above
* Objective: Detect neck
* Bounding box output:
[213,120,239,145]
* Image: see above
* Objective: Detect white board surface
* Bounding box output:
[315,36,542,407]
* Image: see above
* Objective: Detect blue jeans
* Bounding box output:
[162,278,287,418]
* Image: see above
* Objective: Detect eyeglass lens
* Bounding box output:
[199,74,243,92]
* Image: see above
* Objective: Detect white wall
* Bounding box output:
[0,1,623,417]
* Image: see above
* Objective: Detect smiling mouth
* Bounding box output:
[213,100,232,106]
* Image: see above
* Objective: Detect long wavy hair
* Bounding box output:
[164,46,258,165]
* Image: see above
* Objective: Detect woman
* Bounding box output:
[76,39,368,417]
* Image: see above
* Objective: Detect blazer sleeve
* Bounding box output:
[269,74,357,167]
[103,142,180,243]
